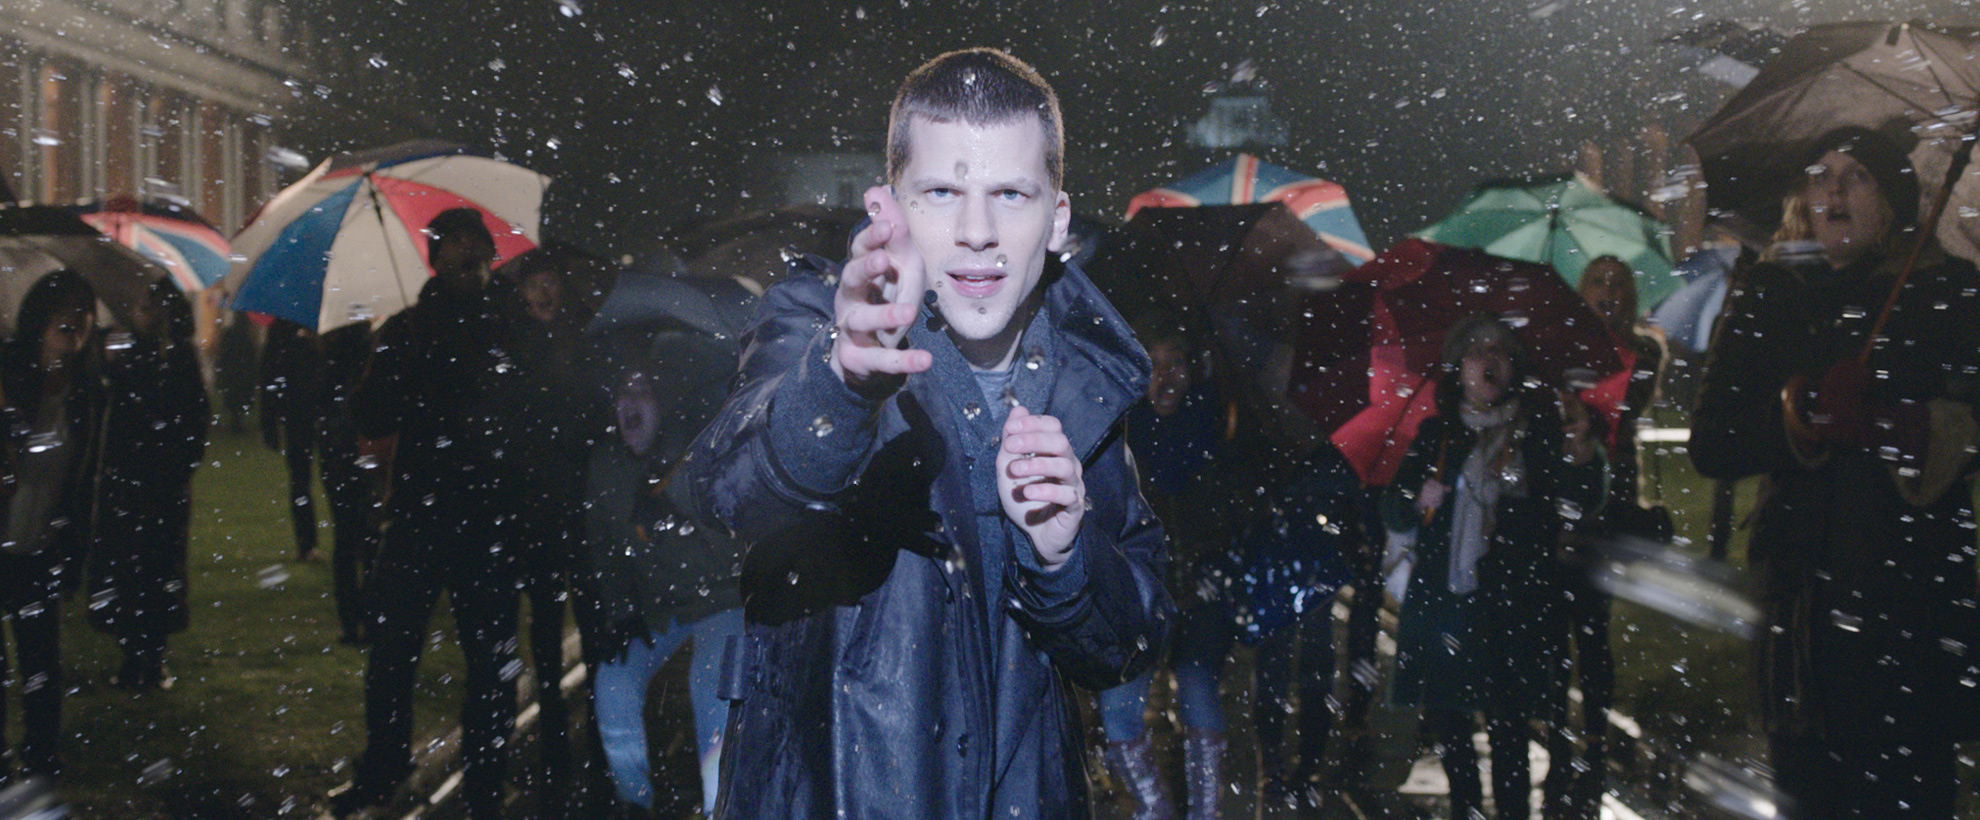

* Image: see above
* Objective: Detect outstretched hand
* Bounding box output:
[998,404,1084,569]
[830,185,932,390]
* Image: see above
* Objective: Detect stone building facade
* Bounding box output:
[0,0,323,231]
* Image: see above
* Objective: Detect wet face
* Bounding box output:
[1145,339,1191,417]
[41,304,93,372]
[1578,259,1636,333]
[895,114,1070,367]
[430,232,495,293]
[521,271,565,326]
[615,371,661,456]
[1458,332,1514,409]
[1806,150,1896,268]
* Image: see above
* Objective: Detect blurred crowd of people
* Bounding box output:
[0,43,1973,820]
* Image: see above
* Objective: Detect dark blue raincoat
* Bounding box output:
[685,256,1173,819]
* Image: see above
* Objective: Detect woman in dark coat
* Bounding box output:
[1692,126,1980,819]
[1382,315,1604,820]
[88,280,209,691]
[0,269,100,778]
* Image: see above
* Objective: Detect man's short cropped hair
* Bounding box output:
[887,48,1064,190]
[425,207,494,256]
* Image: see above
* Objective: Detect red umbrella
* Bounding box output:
[1320,239,1623,486]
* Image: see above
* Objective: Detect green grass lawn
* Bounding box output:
[46,426,469,819]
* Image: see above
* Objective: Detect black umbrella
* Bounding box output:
[1686,20,1980,254]
[0,204,169,334]
[1086,202,1341,450]
[676,205,865,289]
[587,269,757,342]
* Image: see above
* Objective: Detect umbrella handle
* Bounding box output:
[1859,119,1980,365]
[1418,436,1451,528]
[1780,371,1823,444]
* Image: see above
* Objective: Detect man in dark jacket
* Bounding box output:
[684,49,1173,819]
[1693,126,1980,819]
[332,208,532,820]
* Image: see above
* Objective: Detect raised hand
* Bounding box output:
[998,403,1084,568]
[829,185,932,389]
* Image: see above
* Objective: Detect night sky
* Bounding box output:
[291,0,1976,259]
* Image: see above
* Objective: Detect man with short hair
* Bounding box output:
[333,207,533,820]
[684,49,1172,818]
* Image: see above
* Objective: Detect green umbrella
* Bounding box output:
[1414,172,1678,311]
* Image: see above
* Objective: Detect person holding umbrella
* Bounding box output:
[1692,126,1980,819]
[87,279,209,692]
[1547,254,1668,819]
[1382,315,1604,820]
[332,208,534,820]
[0,269,101,782]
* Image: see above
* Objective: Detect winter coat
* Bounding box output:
[87,336,208,638]
[585,438,742,629]
[1691,242,1980,742]
[351,278,533,540]
[587,326,747,629]
[0,342,100,610]
[684,257,1173,820]
[1124,384,1231,604]
[1382,395,1604,715]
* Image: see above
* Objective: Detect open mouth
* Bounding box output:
[947,269,1005,299]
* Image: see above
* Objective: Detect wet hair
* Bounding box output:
[1577,255,1638,323]
[1436,313,1527,417]
[1129,309,1193,356]
[887,48,1064,189]
[1763,191,1815,261]
[5,268,96,415]
[425,207,494,257]
[10,268,94,351]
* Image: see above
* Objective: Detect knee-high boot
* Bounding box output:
[1102,733,1175,820]
[1182,728,1226,820]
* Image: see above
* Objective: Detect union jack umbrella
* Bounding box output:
[72,195,229,292]
[1126,153,1375,264]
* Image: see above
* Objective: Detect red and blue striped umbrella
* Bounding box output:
[72,195,228,292]
[224,140,546,331]
[1126,153,1375,264]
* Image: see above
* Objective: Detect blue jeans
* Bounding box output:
[1097,600,1236,740]
[593,608,743,813]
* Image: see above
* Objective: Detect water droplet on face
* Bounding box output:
[995,255,1008,268]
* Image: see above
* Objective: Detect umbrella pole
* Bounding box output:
[363,173,418,316]
[1858,120,1980,364]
